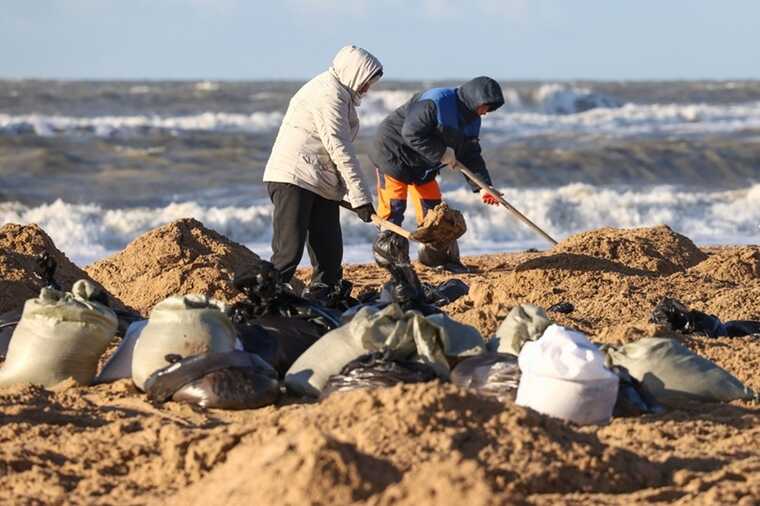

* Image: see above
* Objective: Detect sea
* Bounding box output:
[1,79,760,267]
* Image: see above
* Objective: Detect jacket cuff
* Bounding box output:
[348,193,372,209]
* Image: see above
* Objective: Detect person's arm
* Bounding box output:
[400,100,446,165]
[312,93,372,207]
[457,138,493,191]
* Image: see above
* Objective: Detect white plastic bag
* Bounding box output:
[131,295,237,391]
[0,280,118,387]
[516,324,619,425]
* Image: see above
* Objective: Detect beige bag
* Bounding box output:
[492,304,552,355]
[285,304,485,397]
[131,295,237,391]
[0,280,118,387]
[605,337,756,405]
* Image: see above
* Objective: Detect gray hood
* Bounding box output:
[457,76,505,113]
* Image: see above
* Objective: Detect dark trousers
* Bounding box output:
[267,182,343,286]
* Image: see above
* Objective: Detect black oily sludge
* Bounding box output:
[144,351,280,410]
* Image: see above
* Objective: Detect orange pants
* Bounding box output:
[376,170,442,226]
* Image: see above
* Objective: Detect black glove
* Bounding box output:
[354,203,376,223]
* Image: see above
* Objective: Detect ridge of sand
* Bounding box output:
[85,218,261,316]
[691,246,760,283]
[0,223,115,315]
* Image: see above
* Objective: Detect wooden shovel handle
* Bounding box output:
[455,164,559,246]
[338,200,417,241]
[370,214,415,241]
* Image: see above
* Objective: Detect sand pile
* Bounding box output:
[691,246,760,283]
[171,383,664,505]
[169,428,402,506]
[86,219,261,316]
[553,225,707,275]
[436,226,747,337]
[0,223,108,315]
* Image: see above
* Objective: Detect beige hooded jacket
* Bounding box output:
[263,46,382,207]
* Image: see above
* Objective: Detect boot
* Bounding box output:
[418,241,470,274]
[373,231,432,311]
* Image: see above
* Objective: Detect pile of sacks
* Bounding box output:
[1,275,755,422]
[484,304,757,424]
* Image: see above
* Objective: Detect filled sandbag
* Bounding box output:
[0,280,118,387]
[321,351,438,399]
[491,304,552,355]
[516,325,619,425]
[0,309,22,358]
[450,353,520,401]
[95,320,148,384]
[285,303,485,397]
[605,337,757,405]
[131,295,237,391]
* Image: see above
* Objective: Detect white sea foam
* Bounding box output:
[2,184,759,267]
[4,93,760,140]
[480,101,760,140]
[0,111,284,137]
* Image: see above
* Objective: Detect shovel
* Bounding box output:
[455,163,558,246]
[339,201,417,241]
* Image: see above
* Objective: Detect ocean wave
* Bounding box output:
[481,101,760,139]
[2,184,759,267]
[3,94,760,141]
[0,111,284,137]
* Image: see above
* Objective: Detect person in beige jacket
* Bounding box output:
[263,45,382,301]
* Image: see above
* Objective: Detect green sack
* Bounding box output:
[605,337,756,405]
[285,304,485,397]
[131,295,237,391]
[0,280,118,387]
[492,304,552,355]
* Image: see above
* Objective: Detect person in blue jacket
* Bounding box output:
[369,76,505,272]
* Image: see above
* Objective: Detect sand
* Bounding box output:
[0,223,117,316]
[0,222,759,505]
[85,218,261,316]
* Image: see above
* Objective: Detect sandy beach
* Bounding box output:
[0,220,758,505]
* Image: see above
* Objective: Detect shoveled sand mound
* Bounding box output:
[554,225,707,275]
[169,428,402,506]
[0,223,108,315]
[163,383,665,505]
[86,219,261,316]
[691,246,760,283]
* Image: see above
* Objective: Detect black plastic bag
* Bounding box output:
[321,351,438,399]
[651,297,760,338]
[235,314,324,377]
[423,279,469,306]
[450,353,520,401]
[611,367,665,417]
[144,351,280,410]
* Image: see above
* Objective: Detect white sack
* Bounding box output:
[516,324,619,425]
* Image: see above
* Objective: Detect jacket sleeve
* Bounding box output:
[457,138,493,191]
[400,100,446,166]
[312,92,372,207]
